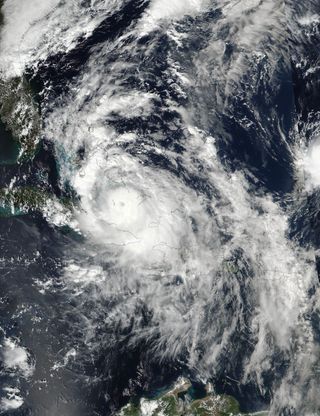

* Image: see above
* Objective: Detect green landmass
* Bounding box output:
[0,186,49,216]
[117,379,269,416]
[0,76,41,162]
[0,0,42,173]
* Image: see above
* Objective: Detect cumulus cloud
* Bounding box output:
[2,0,319,412]
[0,0,124,77]
[1,338,34,377]
[39,2,318,399]
[298,138,320,192]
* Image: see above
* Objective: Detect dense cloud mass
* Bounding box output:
[0,1,320,415]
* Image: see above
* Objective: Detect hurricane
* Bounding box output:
[0,1,319,415]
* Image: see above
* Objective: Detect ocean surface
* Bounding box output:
[0,1,320,415]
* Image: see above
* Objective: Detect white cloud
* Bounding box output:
[298,138,320,192]
[2,0,318,411]
[0,387,24,412]
[1,338,34,377]
[0,0,123,77]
